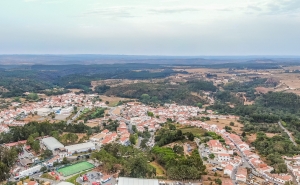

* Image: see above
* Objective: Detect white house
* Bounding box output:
[65,142,95,155]
[236,167,247,182]
[218,153,231,161]
[224,164,234,178]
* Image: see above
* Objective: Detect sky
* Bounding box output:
[0,0,299,56]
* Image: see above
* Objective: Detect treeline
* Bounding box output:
[196,62,281,69]
[0,64,182,97]
[155,128,185,147]
[252,132,300,173]
[77,108,106,122]
[0,121,94,144]
[151,146,206,180]
[257,92,300,114]
[92,143,155,178]
[0,146,21,181]
[215,91,243,104]
[224,78,271,92]
[104,80,216,106]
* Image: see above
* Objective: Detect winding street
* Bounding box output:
[67,107,85,125]
[228,136,283,185]
[278,121,297,146]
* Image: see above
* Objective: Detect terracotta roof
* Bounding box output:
[236,167,247,177]
[225,164,233,171]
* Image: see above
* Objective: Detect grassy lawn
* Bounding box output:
[41,173,56,180]
[180,127,206,136]
[81,108,90,114]
[150,161,166,176]
[66,170,91,185]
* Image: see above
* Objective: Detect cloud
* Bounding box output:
[148,6,233,14]
[265,0,300,15]
[80,6,138,18]
[247,5,262,11]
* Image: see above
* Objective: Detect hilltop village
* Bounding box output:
[0,91,299,185]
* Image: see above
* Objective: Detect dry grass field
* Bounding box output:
[247,133,278,143]
[100,95,132,106]
[149,161,166,176]
[86,122,99,127]
[206,118,243,134]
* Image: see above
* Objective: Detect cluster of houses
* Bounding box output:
[0,124,9,133]
[1,97,297,184]
[284,155,300,184]
[0,93,108,133]
[191,121,293,184]
[90,124,130,147]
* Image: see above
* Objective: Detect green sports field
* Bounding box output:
[57,162,94,177]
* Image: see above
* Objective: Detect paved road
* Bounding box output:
[31,174,58,184]
[136,137,143,148]
[278,121,297,146]
[67,107,84,124]
[229,137,283,185]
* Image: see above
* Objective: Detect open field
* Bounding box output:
[86,122,99,127]
[57,162,94,177]
[22,115,43,122]
[112,107,121,115]
[206,118,243,134]
[247,133,278,143]
[180,127,206,136]
[100,95,132,107]
[149,161,166,176]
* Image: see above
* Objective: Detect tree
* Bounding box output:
[169,124,176,130]
[186,132,195,141]
[132,125,137,133]
[215,178,222,185]
[147,111,154,117]
[42,149,53,159]
[0,146,19,181]
[197,103,203,108]
[105,101,109,105]
[230,122,235,126]
[61,157,69,164]
[27,93,39,100]
[141,94,150,104]
[209,153,215,159]
[241,131,246,137]
[32,140,40,153]
[26,135,34,146]
[224,126,232,132]
[40,166,47,172]
[130,134,136,145]
[172,145,184,155]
